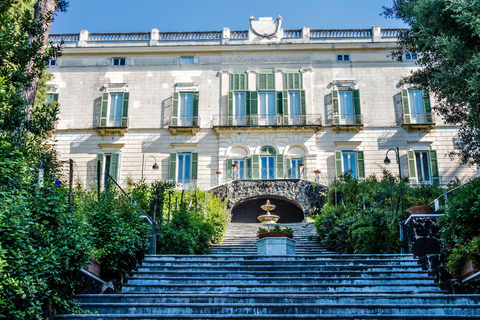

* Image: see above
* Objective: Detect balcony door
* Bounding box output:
[259,92,276,125]
[107,93,123,127]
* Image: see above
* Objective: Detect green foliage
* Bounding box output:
[384,0,480,164]
[439,177,480,278]
[257,225,294,235]
[315,173,443,254]
[157,188,230,254]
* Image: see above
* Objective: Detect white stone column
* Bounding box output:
[372,25,382,42]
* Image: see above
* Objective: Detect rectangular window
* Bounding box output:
[261,156,275,179]
[288,91,301,125]
[342,151,358,178]
[96,153,120,182]
[47,59,57,66]
[291,158,303,179]
[46,93,58,104]
[179,56,196,64]
[233,159,245,180]
[112,58,126,66]
[179,93,194,126]
[234,92,246,125]
[258,73,275,91]
[405,53,418,61]
[338,91,354,124]
[415,151,431,184]
[107,93,124,127]
[408,89,426,123]
[177,153,192,184]
[259,92,276,125]
[336,54,350,62]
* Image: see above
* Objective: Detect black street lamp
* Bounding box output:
[384,147,402,179]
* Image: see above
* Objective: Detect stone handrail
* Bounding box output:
[310,29,372,38]
[89,32,150,41]
[49,33,79,42]
[230,30,248,39]
[381,29,406,38]
[283,29,302,38]
[159,31,222,41]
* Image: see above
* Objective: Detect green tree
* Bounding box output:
[384,0,480,165]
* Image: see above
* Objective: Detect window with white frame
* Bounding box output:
[179,92,194,126]
[177,153,192,184]
[336,54,350,62]
[338,91,354,124]
[335,150,365,181]
[112,58,126,66]
[342,151,358,178]
[402,88,433,125]
[177,56,199,65]
[405,53,418,61]
[291,158,303,179]
[258,92,276,125]
[233,159,245,180]
[414,150,431,184]
[107,93,124,127]
[96,152,120,182]
[46,59,57,66]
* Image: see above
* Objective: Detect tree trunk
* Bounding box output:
[21,0,57,117]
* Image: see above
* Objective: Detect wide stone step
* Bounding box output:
[132,270,431,279]
[121,283,442,293]
[141,261,421,267]
[143,254,416,260]
[74,293,480,305]
[54,314,480,319]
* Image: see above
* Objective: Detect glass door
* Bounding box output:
[261,156,275,179]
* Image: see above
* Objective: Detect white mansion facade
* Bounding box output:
[47,17,476,190]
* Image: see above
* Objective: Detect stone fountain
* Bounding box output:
[258,199,280,224]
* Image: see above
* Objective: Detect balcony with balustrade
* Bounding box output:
[212,114,322,133]
[167,116,201,135]
[332,114,364,131]
[402,113,435,130]
[96,116,129,136]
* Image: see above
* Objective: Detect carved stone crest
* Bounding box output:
[249,16,282,41]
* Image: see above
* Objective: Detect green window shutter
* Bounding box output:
[246,157,252,179]
[192,92,199,126]
[335,150,343,178]
[258,74,267,90]
[226,158,233,180]
[191,152,198,180]
[110,153,119,181]
[121,92,129,127]
[249,91,258,125]
[332,90,339,125]
[276,91,283,115]
[353,89,362,125]
[276,154,284,178]
[100,93,108,127]
[407,150,417,185]
[356,151,365,182]
[267,74,275,90]
[228,91,234,125]
[229,74,234,91]
[53,93,59,102]
[300,90,306,125]
[402,89,411,124]
[295,73,302,90]
[286,158,292,178]
[282,90,288,125]
[252,154,260,179]
[172,92,179,126]
[239,73,247,91]
[423,89,433,124]
[95,154,104,181]
[429,150,440,186]
[169,152,177,182]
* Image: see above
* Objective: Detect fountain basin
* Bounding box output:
[258,214,280,224]
[257,237,296,255]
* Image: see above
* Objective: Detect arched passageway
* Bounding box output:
[231,195,304,223]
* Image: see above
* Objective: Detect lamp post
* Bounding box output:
[384,147,402,179]
[141,155,160,180]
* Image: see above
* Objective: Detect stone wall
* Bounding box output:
[404,214,480,293]
[209,179,326,215]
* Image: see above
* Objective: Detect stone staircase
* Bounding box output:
[56,222,480,319]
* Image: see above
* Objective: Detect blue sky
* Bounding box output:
[51,0,407,34]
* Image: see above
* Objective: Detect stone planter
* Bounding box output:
[258,232,294,239]
[84,258,101,278]
[408,205,434,215]
[257,237,296,255]
[461,259,480,280]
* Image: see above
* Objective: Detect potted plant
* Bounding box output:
[407,195,433,215]
[257,225,294,239]
[447,237,480,280]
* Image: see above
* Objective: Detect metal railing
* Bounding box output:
[97,117,129,128]
[103,171,156,254]
[167,115,200,127]
[332,114,363,126]
[403,113,435,125]
[213,114,322,127]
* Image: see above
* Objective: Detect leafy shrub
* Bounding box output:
[439,177,480,278]
[315,172,442,254]
[257,225,294,235]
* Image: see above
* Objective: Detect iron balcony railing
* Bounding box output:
[332,114,363,126]
[167,116,200,127]
[97,116,129,128]
[403,113,435,125]
[213,114,322,127]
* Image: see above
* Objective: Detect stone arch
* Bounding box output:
[225,144,251,158]
[283,143,309,156]
[231,195,304,223]
[208,179,327,220]
[254,143,280,155]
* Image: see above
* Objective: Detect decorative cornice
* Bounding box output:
[334,141,362,146]
[98,143,125,148]
[171,143,198,148]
